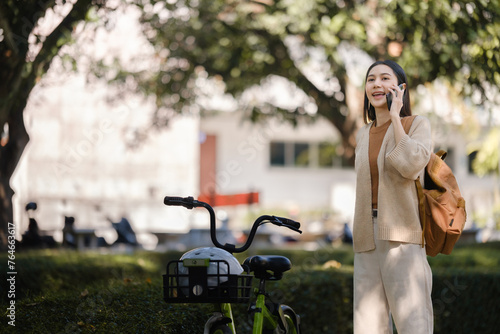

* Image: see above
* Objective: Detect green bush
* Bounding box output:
[1,243,500,333]
[275,268,354,333]
[430,269,500,333]
[264,267,500,334]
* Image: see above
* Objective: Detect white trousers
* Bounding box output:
[354,218,433,334]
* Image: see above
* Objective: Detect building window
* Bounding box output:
[468,150,478,174]
[270,141,346,168]
[294,143,310,167]
[443,148,455,171]
[270,142,286,166]
[468,149,500,176]
[270,142,310,167]
[318,142,336,167]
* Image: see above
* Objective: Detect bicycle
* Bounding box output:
[163,196,302,334]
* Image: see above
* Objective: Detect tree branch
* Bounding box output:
[32,0,99,76]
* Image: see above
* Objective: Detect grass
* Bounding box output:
[1,242,499,333]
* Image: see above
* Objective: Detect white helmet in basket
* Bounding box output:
[178,247,243,289]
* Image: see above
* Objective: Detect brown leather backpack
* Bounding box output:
[403,116,467,256]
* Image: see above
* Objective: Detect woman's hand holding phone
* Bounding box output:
[386,83,406,111]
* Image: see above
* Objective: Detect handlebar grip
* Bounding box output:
[280,217,301,229]
[272,216,301,232]
[163,196,195,209]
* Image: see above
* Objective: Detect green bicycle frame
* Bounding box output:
[217,294,280,334]
[252,293,279,333]
[218,302,237,333]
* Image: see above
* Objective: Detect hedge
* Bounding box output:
[1,243,499,333]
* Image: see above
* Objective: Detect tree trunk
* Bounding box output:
[0,90,30,249]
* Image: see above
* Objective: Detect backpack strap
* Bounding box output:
[435,149,447,160]
[402,115,426,248]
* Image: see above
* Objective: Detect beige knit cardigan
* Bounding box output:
[353,116,432,253]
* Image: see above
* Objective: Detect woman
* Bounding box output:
[353,60,433,334]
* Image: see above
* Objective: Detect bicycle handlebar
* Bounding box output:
[163,196,196,209]
[163,196,302,253]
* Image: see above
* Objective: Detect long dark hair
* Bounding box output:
[363,60,412,124]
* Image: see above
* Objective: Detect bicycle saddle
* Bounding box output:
[243,255,291,280]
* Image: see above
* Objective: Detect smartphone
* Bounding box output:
[386,83,406,110]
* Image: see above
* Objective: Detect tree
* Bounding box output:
[104,0,498,160]
[1,0,499,246]
[0,0,109,248]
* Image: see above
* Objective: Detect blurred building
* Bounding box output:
[11,75,498,249]
[12,74,200,247]
[10,9,498,248]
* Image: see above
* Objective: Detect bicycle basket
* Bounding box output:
[163,259,253,304]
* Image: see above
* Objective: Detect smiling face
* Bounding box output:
[365,64,399,110]
[363,60,411,123]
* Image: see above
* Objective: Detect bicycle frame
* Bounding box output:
[209,279,298,334]
[252,293,277,334]
[204,303,236,334]
[209,293,283,334]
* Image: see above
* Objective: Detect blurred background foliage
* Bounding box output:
[86,0,500,164]
[1,0,499,244]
